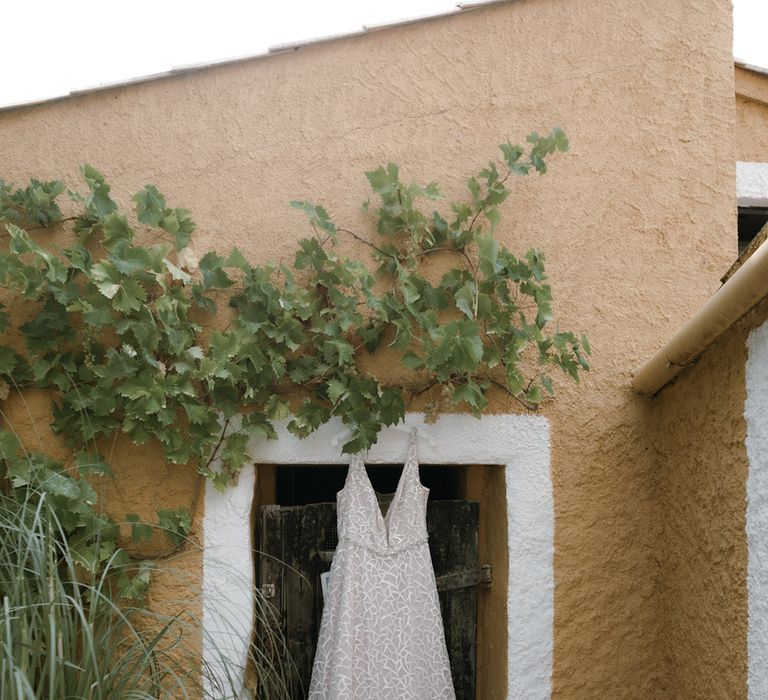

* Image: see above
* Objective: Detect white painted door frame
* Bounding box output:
[746,322,768,699]
[202,412,553,699]
[738,162,768,207]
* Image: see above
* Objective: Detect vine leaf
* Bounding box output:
[157,508,192,545]
[134,185,166,227]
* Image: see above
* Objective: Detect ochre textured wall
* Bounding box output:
[653,297,768,699]
[736,66,768,161]
[0,0,736,696]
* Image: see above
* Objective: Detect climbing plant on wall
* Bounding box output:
[0,128,588,574]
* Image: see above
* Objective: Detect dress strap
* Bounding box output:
[344,453,366,487]
[404,427,420,473]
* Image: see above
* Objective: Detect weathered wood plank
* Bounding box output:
[255,505,298,698]
[428,500,479,700]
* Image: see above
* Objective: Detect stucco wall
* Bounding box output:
[652,301,768,698]
[736,66,768,162]
[649,64,768,698]
[651,293,768,700]
[0,0,736,696]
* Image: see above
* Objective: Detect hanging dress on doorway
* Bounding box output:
[308,431,455,699]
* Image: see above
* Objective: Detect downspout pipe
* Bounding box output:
[633,238,768,396]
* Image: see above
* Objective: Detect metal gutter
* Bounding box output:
[632,239,768,396]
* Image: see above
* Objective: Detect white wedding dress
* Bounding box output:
[308,432,455,699]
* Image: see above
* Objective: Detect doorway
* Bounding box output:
[202,414,553,699]
[254,463,498,699]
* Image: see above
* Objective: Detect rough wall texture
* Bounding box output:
[653,297,768,699]
[736,66,768,162]
[0,0,736,696]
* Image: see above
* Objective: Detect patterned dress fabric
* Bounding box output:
[308,432,455,699]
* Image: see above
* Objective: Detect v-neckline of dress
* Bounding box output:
[372,489,396,523]
[355,453,411,547]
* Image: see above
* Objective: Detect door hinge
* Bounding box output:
[436,564,492,592]
[259,583,276,599]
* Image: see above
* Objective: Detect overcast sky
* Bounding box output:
[0,0,766,109]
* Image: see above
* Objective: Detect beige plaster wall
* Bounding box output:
[652,297,768,698]
[0,0,736,696]
[736,66,768,161]
[736,97,768,162]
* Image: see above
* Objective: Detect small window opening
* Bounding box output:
[738,206,768,254]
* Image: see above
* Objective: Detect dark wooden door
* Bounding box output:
[256,500,480,699]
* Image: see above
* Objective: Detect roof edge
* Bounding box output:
[735,58,768,79]
[0,0,513,114]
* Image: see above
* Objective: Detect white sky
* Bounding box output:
[0,0,766,109]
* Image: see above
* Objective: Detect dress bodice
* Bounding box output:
[337,433,429,556]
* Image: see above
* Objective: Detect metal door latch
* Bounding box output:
[259,583,276,599]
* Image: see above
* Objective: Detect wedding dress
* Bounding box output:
[308,431,455,699]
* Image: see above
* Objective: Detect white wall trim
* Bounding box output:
[745,321,768,699]
[737,162,768,207]
[202,412,553,699]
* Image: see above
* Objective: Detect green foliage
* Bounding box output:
[0,489,294,698]
[0,178,65,227]
[0,492,173,698]
[157,507,193,545]
[0,129,589,497]
[0,429,191,597]
[0,133,587,667]
[0,129,583,699]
